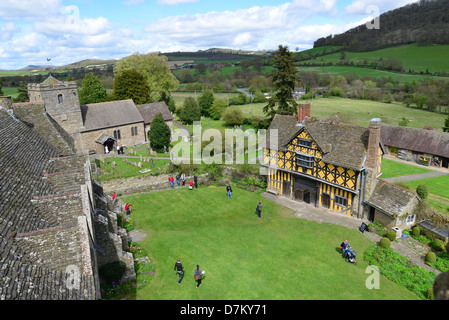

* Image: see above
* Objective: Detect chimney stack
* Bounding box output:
[298,102,311,124]
[366,118,381,170]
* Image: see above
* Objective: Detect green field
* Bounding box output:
[298,65,444,84]
[380,158,433,179]
[298,44,449,74]
[123,186,419,300]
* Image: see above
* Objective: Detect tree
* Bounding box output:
[179,96,201,124]
[149,113,171,152]
[112,70,151,105]
[443,114,449,132]
[79,73,107,105]
[114,53,179,102]
[198,89,214,117]
[210,98,227,120]
[263,45,298,119]
[13,84,29,103]
[0,80,4,95]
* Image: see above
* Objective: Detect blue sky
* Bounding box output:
[0,0,418,70]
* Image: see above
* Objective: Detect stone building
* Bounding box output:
[80,99,146,154]
[381,124,449,169]
[0,97,134,300]
[136,101,174,138]
[26,76,173,155]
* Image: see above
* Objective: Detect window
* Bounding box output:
[114,129,121,140]
[58,94,63,104]
[296,154,314,168]
[335,195,348,207]
[131,126,138,136]
[299,139,312,148]
[406,214,416,224]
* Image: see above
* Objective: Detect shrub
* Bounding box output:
[99,261,127,283]
[416,184,429,200]
[379,237,391,248]
[425,252,437,264]
[412,226,421,237]
[222,108,244,126]
[386,230,397,241]
[432,239,445,252]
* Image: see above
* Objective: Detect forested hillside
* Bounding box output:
[314,0,449,51]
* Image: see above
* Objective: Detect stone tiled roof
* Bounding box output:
[136,101,173,124]
[266,114,369,170]
[12,102,75,157]
[381,124,449,158]
[80,99,144,132]
[365,179,418,217]
[0,107,97,300]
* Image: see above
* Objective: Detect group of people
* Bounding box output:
[174,258,204,289]
[168,173,198,190]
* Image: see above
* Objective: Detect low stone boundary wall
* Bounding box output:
[101,173,211,196]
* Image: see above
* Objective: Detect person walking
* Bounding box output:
[181,173,186,186]
[194,265,203,289]
[174,258,183,285]
[176,174,180,187]
[168,175,174,189]
[226,184,232,199]
[256,201,262,218]
[194,174,198,189]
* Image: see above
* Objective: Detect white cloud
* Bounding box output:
[0,22,19,42]
[0,0,62,20]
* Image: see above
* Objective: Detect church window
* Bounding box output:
[131,126,138,136]
[58,94,63,104]
[114,130,121,140]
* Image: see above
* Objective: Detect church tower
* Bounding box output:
[28,76,85,154]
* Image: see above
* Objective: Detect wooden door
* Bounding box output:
[321,194,330,209]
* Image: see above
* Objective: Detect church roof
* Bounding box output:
[136,101,173,124]
[80,99,144,132]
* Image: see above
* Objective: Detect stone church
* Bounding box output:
[27,76,173,155]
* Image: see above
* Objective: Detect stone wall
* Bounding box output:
[81,122,146,154]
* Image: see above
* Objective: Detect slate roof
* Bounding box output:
[381,124,449,158]
[266,114,370,170]
[137,101,173,124]
[80,99,144,132]
[0,107,97,300]
[365,179,418,217]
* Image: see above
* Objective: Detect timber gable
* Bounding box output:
[263,105,383,218]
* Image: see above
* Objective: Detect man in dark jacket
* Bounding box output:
[226,184,232,198]
[194,174,198,188]
[174,258,183,285]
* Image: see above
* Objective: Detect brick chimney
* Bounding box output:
[298,103,311,124]
[366,118,381,170]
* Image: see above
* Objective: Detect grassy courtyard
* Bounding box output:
[123,186,419,300]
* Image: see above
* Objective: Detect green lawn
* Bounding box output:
[401,175,449,201]
[123,186,419,300]
[380,158,433,179]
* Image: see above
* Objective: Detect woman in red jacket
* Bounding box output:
[124,203,134,215]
